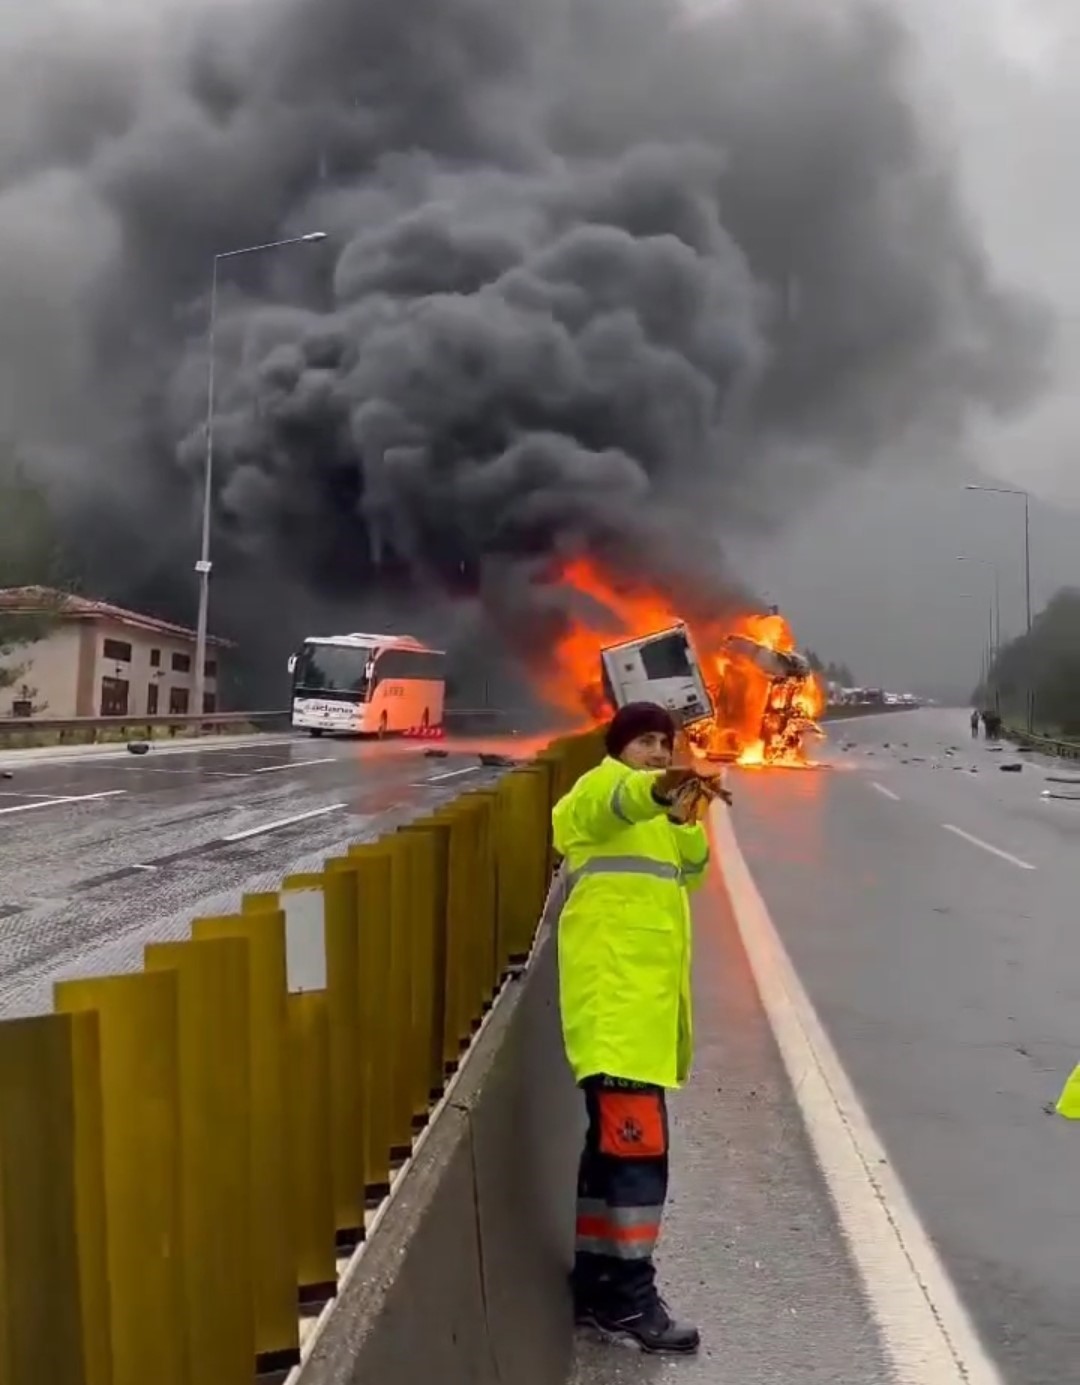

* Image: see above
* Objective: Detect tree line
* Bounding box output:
[980,587,1080,738]
[804,650,856,688]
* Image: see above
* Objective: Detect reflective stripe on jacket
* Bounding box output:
[551,756,709,1089]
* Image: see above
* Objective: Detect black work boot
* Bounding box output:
[569,1267,611,1326]
[585,1295,701,1355]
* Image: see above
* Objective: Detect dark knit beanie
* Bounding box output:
[604,702,677,759]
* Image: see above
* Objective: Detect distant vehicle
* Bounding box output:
[287,633,446,737]
[599,623,713,727]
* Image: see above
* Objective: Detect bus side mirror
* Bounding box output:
[287,655,297,674]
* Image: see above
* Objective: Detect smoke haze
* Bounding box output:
[0,0,1049,694]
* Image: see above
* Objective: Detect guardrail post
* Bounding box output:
[192,908,300,1376]
[320,865,367,1250]
[384,837,417,1163]
[347,845,394,1201]
[0,1011,111,1385]
[398,820,450,1107]
[144,937,255,1385]
[55,971,184,1385]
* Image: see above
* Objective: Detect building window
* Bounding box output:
[103,638,133,663]
[171,652,191,674]
[100,677,129,716]
[169,687,190,715]
[147,683,159,715]
[205,659,217,678]
[150,648,161,668]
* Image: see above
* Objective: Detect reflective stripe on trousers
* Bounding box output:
[575,1199,662,1261]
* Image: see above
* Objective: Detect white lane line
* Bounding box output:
[871,781,900,801]
[254,758,334,774]
[0,791,73,799]
[421,766,482,784]
[221,803,346,842]
[130,863,158,872]
[941,824,1036,871]
[711,803,1006,1385]
[0,789,127,818]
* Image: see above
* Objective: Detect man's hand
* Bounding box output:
[666,780,705,824]
[650,766,701,806]
[666,773,733,824]
[695,771,733,806]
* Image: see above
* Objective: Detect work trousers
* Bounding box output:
[573,1074,669,1313]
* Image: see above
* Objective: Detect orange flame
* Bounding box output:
[540,558,825,767]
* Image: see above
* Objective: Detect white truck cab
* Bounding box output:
[599,623,713,727]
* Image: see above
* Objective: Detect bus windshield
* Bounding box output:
[292,643,372,699]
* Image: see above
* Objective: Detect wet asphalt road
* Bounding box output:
[730,709,1079,1385]
[0,732,532,1018]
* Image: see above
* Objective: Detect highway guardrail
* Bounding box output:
[0,709,292,748]
[1005,726,1080,759]
[0,725,605,1385]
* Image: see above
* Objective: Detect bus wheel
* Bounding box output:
[309,729,323,739]
[378,712,388,739]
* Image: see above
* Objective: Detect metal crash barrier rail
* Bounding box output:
[0,728,605,1385]
[1006,726,1080,760]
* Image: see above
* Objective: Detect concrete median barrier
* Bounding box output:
[297,928,581,1385]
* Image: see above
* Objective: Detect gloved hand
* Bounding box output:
[695,771,733,806]
[666,772,733,824]
[650,767,702,806]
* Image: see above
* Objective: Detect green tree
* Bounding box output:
[987,588,1080,736]
[0,453,72,698]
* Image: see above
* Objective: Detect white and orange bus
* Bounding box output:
[288,633,446,737]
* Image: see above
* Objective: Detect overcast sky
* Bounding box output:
[738,0,1080,693]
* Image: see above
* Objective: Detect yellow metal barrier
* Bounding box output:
[55,972,183,1385]
[0,730,600,1383]
[144,936,255,1385]
[0,1011,110,1385]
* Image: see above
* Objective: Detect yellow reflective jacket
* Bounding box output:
[549,756,709,1090]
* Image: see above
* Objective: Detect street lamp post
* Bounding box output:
[193,231,327,722]
[956,591,993,695]
[964,484,1033,730]
[956,555,1001,658]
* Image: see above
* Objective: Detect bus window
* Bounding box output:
[293,643,373,696]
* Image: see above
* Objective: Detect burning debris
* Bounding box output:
[541,559,824,767]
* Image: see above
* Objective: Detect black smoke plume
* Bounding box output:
[0,0,1048,698]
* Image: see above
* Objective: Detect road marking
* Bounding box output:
[0,791,75,799]
[941,824,1036,871]
[254,758,334,774]
[871,781,900,801]
[0,789,127,818]
[423,766,482,783]
[129,863,158,872]
[711,803,1006,1385]
[221,803,346,842]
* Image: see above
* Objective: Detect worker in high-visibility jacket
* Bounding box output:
[550,701,725,1354]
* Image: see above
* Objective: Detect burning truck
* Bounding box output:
[541,560,825,767]
[599,623,823,766]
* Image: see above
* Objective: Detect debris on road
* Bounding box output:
[126,741,150,755]
[479,752,519,768]
[422,748,450,759]
[999,763,1023,773]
